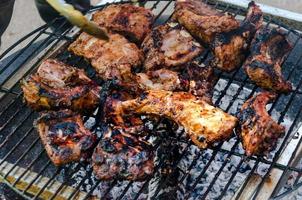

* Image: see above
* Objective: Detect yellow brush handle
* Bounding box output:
[46,0,109,40]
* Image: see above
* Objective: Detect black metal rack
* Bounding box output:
[1,0,302,199]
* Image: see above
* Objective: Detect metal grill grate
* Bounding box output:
[1,0,302,199]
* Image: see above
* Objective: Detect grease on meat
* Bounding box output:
[174,0,239,44]
[185,61,216,104]
[211,1,263,71]
[68,32,144,82]
[21,59,100,113]
[135,69,189,91]
[238,92,285,156]
[142,23,204,71]
[109,90,238,149]
[92,4,154,43]
[92,127,154,180]
[244,28,292,93]
[36,109,96,166]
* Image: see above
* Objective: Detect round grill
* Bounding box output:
[1,1,302,199]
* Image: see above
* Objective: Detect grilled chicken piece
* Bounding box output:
[211,1,263,71]
[109,90,238,148]
[244,29,292,93]
[92,4,154,43]
[135,69,189,91]
[142,22,204,71]
[21,59,100,113]
[120,62,215,103]
[92,127,154,180]
[174,0,239,44]
[185,61,216,104]
[238,92,285,156]
[36,109,96,166]
[108,69,189,96]
[68,32,144,82]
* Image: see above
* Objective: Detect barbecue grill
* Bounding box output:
[1,0,302,199]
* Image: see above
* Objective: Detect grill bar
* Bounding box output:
[3,136,41,179]
[11,149,46,187]
[0,20,68,86]
[47,163,83,200]
[272,134,302,196]
[0,19,70,95]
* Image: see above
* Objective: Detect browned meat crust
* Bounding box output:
[185,61,216,104]
[237,92,285,156]
[114,62,215,103]
[92,127,154,180]
[135,69,189,91]
[35,109,96,166]
[92,4,154,43]
[108,90,238,149]
[174,0,239,44]
[211,1,263,71]
[244,29,292,93]
[142,22,204,71]
[21,59,100,113]
[68,32,144,82]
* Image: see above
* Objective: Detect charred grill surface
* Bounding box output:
[21,59,100,113]
[92,4,154,44]
[142,22,204,71]
[174,0,239,44]
[108,90,238,149]
[35,109,97,166]
[237,92,285,156]
[244,29,292,93]
[211,1,263,72]
[68,32,144,82]
[92,127,154,180]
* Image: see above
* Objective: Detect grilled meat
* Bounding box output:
[36,109,96,166]
[21,59,100,113]
[136,69,189,91]
[142,22,204,71]
[119,62,215,103]
[185,61,216,104]
[174,0,239,44]
[211,1,263,71]
[238,92,285,156]
[244,29,292,93]
[92,127,154,180]
[92,4,154,43]
[68,32,144,82]
[109,90,238,148]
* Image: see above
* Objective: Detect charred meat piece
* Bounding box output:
[21,59,100,113]
[211,1,263,71]
[142,22,204,71]
[36,109,96,166]
[244,29,292,93]
[119,62,214,103]
[135,69,189,91]
[92,4,154,43]
[185,61,216,104]
[238,92,285,156]
[68,32,144,82]
[92,127,154,180]
[103,69,189,98]
[174,0,239,44]
[109,90,238,149]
